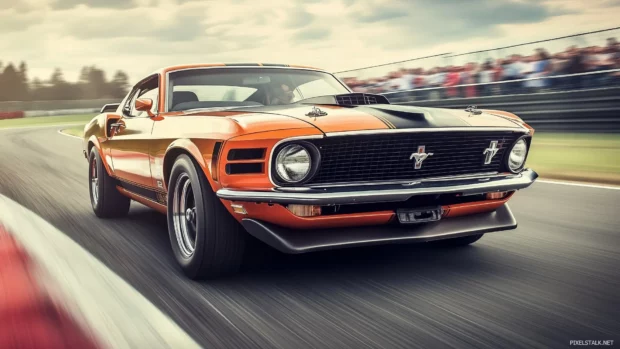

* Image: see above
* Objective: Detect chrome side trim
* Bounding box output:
[325,127,529,137]
[217,169,538,205]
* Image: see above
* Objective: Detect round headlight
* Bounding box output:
[275,144,312,183]
[508,138,528,172]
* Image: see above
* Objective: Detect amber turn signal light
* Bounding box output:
[486,191,509,200]
[286,205,321,217]
[231,204,247,215]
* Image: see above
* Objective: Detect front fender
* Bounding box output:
[161,138,223,192]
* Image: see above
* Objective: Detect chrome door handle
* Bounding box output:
[109,122,126,136]
[110,123,126,132]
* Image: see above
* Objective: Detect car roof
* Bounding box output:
[152,63,326,75]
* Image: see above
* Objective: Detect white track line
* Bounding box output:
[0,194,200,349]
[57,128,82,139]
[537,179,620,190]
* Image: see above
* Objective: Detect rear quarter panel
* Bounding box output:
[83,113,121,175]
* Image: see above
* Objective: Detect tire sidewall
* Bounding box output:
[167,155,211,276]
[88,149,104,213]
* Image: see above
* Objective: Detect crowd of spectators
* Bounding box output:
[341,37,620,100]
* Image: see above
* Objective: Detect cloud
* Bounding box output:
[347,0,560,50]
[284,8,314,28]
[61,7,207,41]
[0,10,43,33]
[292,27,331,42]
[51,0,136,9]
[0,0,618,85]
[355,7,407,23]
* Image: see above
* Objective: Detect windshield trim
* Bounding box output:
[164,66,351,112]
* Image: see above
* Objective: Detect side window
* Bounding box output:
[122,89,139,117]
[131,87,159,117]
[123,75,159,117]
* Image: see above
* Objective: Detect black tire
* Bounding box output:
[434,234,484,247]
[88,148,131,218]
[167,154,246,279]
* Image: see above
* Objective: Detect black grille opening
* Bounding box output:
[227,148,266,160]
[305,131,526,185]
[320,193,491,215]
[225,163,263,175]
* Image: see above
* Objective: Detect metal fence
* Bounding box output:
[0,99,119,113]
[402,84,620,133]
[334,27,620,95]
[383,69,620,103]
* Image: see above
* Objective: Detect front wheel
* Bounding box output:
[167,155,246,279]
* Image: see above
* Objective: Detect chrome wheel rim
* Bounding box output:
[172,173,197,258]
[90,156,99,204]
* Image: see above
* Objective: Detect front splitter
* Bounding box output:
[241,203,517,254]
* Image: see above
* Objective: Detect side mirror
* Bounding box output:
[135,98,155,117]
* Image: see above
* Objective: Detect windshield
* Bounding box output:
[167,68,350,111]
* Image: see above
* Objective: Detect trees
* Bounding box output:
[110,71,130,98]
[0,60,131,101]
[0,63,29,101]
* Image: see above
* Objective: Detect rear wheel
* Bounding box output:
[88,148,130,218]
[434,234,484,247]
[167,155,246,279]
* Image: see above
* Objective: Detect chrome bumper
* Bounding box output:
[216,169,538,205]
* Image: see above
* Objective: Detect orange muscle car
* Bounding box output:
[82,64,537,279]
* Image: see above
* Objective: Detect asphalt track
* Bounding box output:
[1,125,619,349]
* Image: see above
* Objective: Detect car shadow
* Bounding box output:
[121,205,508,287]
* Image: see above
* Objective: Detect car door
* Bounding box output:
[107,75,159,188]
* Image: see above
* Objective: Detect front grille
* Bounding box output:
[335,93,389,105]
[306,131,525,185]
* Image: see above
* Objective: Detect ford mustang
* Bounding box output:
[82,63,537,279]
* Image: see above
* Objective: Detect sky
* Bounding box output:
[1,0,619,84]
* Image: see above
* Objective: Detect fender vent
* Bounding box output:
[227,148,266,160]
[225,163,263,175]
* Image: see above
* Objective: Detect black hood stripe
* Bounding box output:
[354,105,470,129]
[371,112,396,129]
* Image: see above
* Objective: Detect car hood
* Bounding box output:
[187,104,525,134]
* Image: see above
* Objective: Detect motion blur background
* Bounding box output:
[1,1,620,186]
[1,2,620,348]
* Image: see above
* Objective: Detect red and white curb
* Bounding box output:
[0,225,101,349]
[0,195,200,349]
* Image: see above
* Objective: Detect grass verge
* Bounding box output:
[528,133,620,185]
[0,114,95,129]
[59,125,84,138]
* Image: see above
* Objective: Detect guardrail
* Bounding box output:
[0,99,119,113]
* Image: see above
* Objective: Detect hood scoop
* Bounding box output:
[300,93,390,106]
